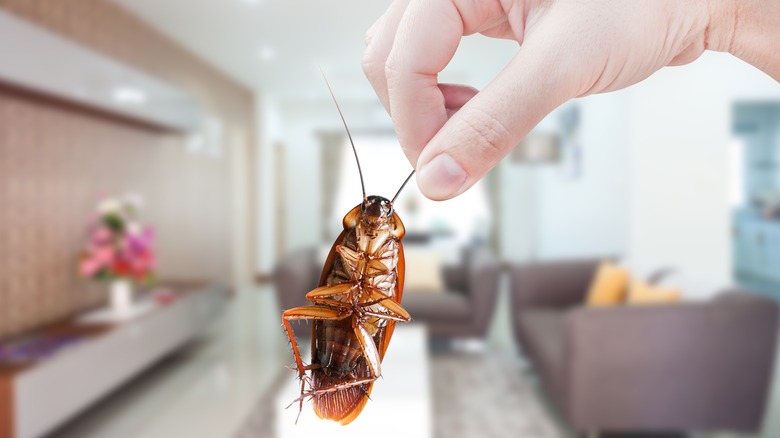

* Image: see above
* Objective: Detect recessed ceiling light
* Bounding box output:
[259,46,276,61]
[112,87,147,105]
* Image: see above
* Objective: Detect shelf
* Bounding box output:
[0,11,202,132]
[0,283,229,438]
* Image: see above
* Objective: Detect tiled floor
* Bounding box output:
[51,285,289,438]
[47,282,780,438]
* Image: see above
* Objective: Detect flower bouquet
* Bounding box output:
[79,194,155,313]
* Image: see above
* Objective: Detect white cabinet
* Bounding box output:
[6,285,227,438]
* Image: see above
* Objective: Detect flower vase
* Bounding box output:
[110,279,133,314]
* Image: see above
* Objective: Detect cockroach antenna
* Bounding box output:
[391,170,416,205]
[319,67,366,201]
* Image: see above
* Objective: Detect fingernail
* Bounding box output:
[417,153,467,200]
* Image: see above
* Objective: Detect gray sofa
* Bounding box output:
[274,245,500,340]
[510,258,779,434]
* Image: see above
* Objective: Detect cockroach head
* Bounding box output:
[361,195,393,224]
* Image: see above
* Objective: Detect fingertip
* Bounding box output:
[416,153,469,200]
[438,83,479,111]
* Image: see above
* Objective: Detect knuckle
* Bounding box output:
[364,30,373,48]
[459,109,510,163]
[383,54,402,83]
[361,51,382,80]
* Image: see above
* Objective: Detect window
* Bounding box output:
[330,134,491,247]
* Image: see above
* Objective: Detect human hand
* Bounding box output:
[362,0,742,200]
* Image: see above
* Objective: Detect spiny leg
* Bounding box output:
[287,377,378,407]
[353,317,382,377]
[336,245,363,281]
[305,283,355,309]
[359,287,411,322]
[282,306,352,422]
[293,317,383,403]
[286,363,321,373]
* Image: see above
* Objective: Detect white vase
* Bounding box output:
[110,279,133,314]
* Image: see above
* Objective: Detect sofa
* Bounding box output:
[509,258,779,434]
[274,245,500,340]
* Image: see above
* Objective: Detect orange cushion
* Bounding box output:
[628,279,682,305]
[586,261,629,306]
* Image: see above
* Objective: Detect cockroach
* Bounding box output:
[281,74,415,425]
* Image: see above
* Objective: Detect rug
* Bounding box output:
[235,352,565,438]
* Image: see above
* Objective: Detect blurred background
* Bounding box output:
[2,1,780,438]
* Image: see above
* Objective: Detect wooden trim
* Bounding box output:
[0,375,14,438]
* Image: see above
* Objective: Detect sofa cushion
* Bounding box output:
[586,261,629,306]
[515,310,567,404]
[403,247,446,291]
[402,291,471,322]
[628,279,681,305]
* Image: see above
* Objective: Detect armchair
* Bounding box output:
[274,245,501,340]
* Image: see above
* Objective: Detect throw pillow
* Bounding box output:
[628,279,682,305]
[402,247,446,293]
[586,261,629,306]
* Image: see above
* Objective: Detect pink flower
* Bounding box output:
[79,195,156,282]
[94,246,115,264]
[79,256,104,277]
[91,227,112,243]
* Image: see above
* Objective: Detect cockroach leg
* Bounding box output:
[291,377,378,403]
[281,306,353,422]
[336,245,361,268]
[286,363,321,373]
[305,283,353,302]
[305,283,355,308]
[362,310,410,323]
[360,289,411,321]
[366,259,391,276]
[282,307,349,378]
[290,316,385,407]
[353,319,382,377]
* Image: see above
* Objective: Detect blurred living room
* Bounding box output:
[3,1,780,438]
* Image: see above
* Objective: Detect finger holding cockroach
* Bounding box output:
[280,71,415,426]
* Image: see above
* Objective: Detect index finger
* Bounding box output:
[385,0,464,165]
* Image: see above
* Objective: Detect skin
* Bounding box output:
[362,0,780,200]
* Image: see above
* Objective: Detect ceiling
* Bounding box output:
[113,0,519,103]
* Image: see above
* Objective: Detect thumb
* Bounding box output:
[415,32,578,200]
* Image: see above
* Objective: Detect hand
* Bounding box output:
[362,0,744,200]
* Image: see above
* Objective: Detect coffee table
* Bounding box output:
[276,323,432,438]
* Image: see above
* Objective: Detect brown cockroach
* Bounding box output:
[281,75,415,426]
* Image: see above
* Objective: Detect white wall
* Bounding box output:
[276,100,393,254]
[535,92,631,259]
[497,162,538,263]
[495,92,631,263]
[627,52,780,289]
